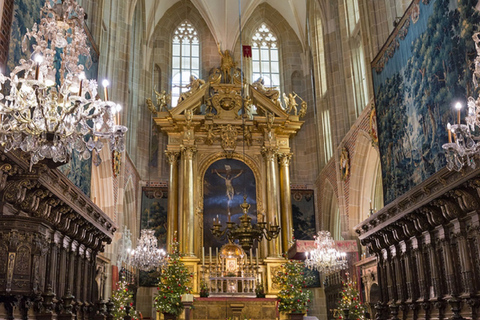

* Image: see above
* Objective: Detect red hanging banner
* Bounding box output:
[242,45,252,58]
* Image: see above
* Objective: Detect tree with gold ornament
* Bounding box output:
[154,233,193,316]
[273,259,313,314]
[335,274,367,320]
[111,278,138,320]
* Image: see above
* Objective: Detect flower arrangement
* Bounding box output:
[154,234,193,316]
[273,259,313,314]
[335,274,367,320]
[111,278,139,320]
[199,280,209,298]
[255,281,265,298]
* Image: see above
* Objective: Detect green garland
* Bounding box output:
[153,236,193,316]
[273,260,313,314]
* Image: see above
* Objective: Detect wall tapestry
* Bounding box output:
[139,186,168,286]
[372,0,479,204]
[203,159,257,250]
[7,0,100,197]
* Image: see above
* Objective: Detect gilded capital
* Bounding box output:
[181,145,197,160]
[165,151,180,165]
[261,146,278,162]
[278,153,292,167]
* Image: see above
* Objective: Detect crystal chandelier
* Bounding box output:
[305,230,347,274]
[0,0,127,168]
[129,229,167,271]
[211,195,280,251]
[442,32,480,171]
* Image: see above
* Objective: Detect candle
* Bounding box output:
[447,123,452,143]
[209,247,212,265]
[228,211,231,222]
[202,247,205,267]
[250,248,253,265]
[216,247,219,265]
[102,79,110,101]
[274,216,277,226]
[455,102,462,125]
[34,55,43,81]
[255,248,259,268]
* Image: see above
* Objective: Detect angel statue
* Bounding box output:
[299,100,307,118]
[154,89,171,111]
[283,92,298,115]
[146,98,157,114]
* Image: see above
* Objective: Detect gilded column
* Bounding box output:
[166,151,180,249]
[182,146,197,256]
[262,146,279,257]
[278,153,293,254]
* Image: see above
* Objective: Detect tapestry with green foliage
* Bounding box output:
[140,186,168,286]
[111,279,138,320]
[334,276,367,320]
[273,260,313,314]
[372,0,479,204]
[154,236,193,316]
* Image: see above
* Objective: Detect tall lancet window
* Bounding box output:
[171,21,200,107]
[251,24,280,87]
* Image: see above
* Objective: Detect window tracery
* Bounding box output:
[251,24,280,87]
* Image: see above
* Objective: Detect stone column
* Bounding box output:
[165,151,180,249]
[278,153,293,254]
[182,146,197,256]
[262,146,279,257]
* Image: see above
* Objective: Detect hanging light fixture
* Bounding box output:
[305,230,347,275]
[129,229,167,272]
[0,0,127,168]
[442,32,480,171]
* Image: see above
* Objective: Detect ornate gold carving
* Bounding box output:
[220,124,238,152]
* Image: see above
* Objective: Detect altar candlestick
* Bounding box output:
[256,248,259,268]
[202,247,205,267]
[250,248,253,265]
[216,247,219,265]
[209,247,212,265]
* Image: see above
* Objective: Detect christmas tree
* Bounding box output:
[111,278,138,320]
[335,274,367,320]
[273,259,313,314]
[154,233,193,316]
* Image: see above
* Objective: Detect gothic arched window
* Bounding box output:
[251,24,280,87]
[171,21,200,107]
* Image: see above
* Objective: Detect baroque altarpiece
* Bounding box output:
[151,64,306,295]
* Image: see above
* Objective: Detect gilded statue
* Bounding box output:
[217,43,236,83]
[146,98,157,114]
[298,101,307,118]
[283,92,298,115]
[340,147,350,180]
[177,75,205,103]
[252,77,280,106]
[154,89,170,111]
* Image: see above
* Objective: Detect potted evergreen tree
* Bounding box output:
[154,235,193,320]
[273,259,313,320]
[335,274,367,320]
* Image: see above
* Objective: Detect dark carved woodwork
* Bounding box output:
[356,166,480,320]
[0,151,116,320]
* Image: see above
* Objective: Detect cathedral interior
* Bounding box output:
[1,0,480,320]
